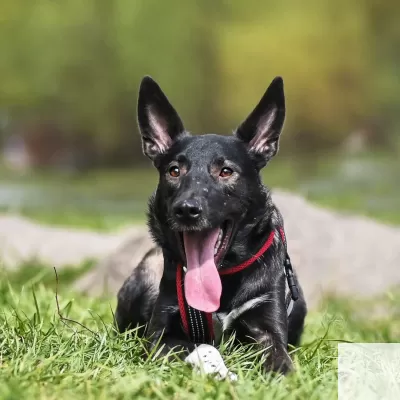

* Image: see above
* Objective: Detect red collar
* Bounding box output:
[176,230,277,343]
[219,230,275,275]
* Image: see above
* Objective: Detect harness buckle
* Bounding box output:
[284,255,299,301]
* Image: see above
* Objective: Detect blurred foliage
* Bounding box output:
[0,0,399,165]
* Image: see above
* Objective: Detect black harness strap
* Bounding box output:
[176,227,298,344]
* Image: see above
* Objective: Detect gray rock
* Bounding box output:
[73,232,155,296]
[271,190,400,306]
[0,214,146,269]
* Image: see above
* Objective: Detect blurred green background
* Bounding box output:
[0,0,399,227]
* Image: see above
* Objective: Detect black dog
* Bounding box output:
[116,76,307,378]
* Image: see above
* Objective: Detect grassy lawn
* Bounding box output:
[0,265,399,400]
[0,152,399,399]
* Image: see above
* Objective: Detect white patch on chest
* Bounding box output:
[211,292,293,345]
[218,294,272,334]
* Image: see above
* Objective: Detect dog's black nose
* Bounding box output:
[173,199,202,221]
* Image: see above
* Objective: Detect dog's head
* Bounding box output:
[137,76,285,312]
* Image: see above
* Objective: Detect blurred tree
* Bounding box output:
[0,0,399,166]
[217,0,374,153]
[362,0,400,150]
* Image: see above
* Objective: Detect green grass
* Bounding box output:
[0,261,95,290]
[0,267,399,399]
[0,152,399,398]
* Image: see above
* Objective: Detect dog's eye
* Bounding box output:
[169,166,180,178]
[219,167,233,178]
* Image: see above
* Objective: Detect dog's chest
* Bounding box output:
[210,285,293,345]
[211,294,282,345]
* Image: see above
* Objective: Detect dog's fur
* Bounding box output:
[116,76,307,375]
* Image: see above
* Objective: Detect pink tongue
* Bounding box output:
[183,229,222,312]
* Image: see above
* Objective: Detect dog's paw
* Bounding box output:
[185,344,238,381]
[264,350,294,376]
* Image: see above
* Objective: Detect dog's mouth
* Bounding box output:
[177,221,234,266]
[176,221,234,313]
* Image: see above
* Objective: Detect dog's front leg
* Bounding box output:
[146,283,195,359]
[232,291,293,375]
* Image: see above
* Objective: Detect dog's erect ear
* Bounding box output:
[137,76,185,161]
[235,77,285,168]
